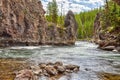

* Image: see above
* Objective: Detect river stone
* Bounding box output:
[54,66,65,73]
[45,66,58,76]
[65,69,73,73]
[47,62,54,66]
[39,63,47,69]
[73,67,79,72]
[14,69,38,80]
[30,66,42,75]
[101,46,115,51]
[65,65,79,71]
[42,69,50,77]
[14,62,80,80]
[54,61,63,66]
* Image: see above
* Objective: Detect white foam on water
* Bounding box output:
[10,46,41,50]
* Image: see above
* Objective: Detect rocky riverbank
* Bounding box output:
[93,12,120,52]
[0,58,80,80]
[15,62,79,80]
[0,0,77,47]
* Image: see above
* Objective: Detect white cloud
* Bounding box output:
[41,0,105,14]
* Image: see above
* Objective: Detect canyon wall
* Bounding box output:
[0,0,77,47]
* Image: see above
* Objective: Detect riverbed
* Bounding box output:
[0,41,120,80]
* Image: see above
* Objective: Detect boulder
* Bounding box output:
[54,66,65,73]
[101,46,115,51]
[14,69,38,80]
[30,66,42,75]
[65,64,79,72]
[54,61,63,66]
[45,66,58,76]
[39,63,47,69]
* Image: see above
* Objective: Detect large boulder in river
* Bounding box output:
[0,0,77,47]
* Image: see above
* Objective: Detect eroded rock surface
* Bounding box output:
[93,12,120,52]
[0,0,46,46]
[0,0,77,47]
[14,62,80,80]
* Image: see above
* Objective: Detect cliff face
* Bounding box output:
[0,0,46,46]
[0,0,77,46]
[45,10,78,45]
[94,13,120,52]
[93,0,120,52]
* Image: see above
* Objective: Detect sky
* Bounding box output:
[41,0,105,14]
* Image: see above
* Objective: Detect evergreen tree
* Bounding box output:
[47,0,58,24]
[47,2,52,21]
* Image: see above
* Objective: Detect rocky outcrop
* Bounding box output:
[45,10,78,45]
[14,62,80,80]
[0,0,46,46]
[0,0,77,47]
[93,13,120,52]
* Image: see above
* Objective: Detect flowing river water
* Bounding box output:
[0,41,120,80]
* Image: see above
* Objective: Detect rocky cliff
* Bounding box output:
[94,12,120,52]
[113,0,120,5]
[0,0,77,47]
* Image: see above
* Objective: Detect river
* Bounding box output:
[0,41,120,80]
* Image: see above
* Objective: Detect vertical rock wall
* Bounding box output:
[94,13,120,52]
[0,0,46,46]
[0,0,78,47]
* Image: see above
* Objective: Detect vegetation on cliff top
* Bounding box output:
[46,0,99,40]
[46,0,120,41]
[101,0,120,33]
[100,0,120,44]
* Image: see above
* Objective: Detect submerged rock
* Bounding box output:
[101,46,115,51]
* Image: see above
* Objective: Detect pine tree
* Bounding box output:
[52,0,58,23]
[47,2,52,21]
[47,0,58,24]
